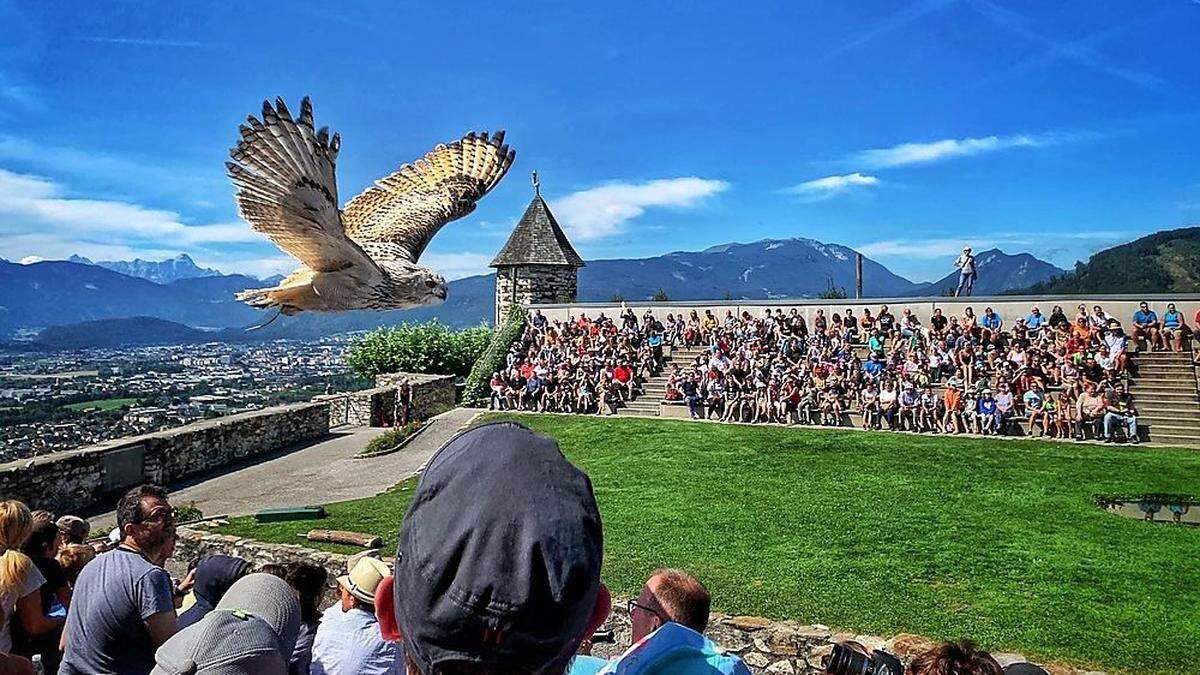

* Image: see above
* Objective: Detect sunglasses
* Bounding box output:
[627,599,669,624]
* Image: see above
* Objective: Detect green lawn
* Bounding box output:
[62,397,139,411]
[216,414,1200,673]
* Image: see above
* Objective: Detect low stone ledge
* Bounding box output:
[172,529,1102,675]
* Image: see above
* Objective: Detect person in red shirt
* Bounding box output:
[612,363,635,401]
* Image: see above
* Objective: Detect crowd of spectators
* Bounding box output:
[489,309,663,416]
[0,422,1060,675]
[493,301,1195,444]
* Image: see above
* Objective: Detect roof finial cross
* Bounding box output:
[532,170,540,197]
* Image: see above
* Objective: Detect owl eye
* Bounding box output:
[425,278,439,289]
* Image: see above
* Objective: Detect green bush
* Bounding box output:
[462,305,528,406]
[359,420,424,457]
[345,321,492,380]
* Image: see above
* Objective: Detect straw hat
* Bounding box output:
[338,556,390,605]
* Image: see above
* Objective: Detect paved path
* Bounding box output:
[91,407,484,528]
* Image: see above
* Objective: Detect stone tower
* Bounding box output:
[490,173,585,326]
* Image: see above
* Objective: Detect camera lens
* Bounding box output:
[826,643,869,675]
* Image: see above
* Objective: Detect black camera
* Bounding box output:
[825,644,904,675]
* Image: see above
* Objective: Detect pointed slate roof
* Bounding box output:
[490,195,585,268]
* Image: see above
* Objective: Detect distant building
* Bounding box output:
[490,174,585,326]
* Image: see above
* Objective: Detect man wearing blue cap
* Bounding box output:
[388,422,611,675]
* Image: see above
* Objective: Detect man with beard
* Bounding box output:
[60,485,180,675]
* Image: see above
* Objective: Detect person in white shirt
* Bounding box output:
[311,557,401,675]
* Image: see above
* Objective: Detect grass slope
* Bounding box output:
[217,414,1200,673]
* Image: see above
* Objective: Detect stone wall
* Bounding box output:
[0,402,329,515]
[373,372,456,421]
[171,529,1089,675]
[495,264,578,325]
[527,294,1200,335]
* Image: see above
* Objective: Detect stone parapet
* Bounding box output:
[172,529,1096,675]
[373,372,456,421]
[0,402,329,515]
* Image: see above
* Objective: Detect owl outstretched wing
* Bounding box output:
[226,97,378,274]
[342,131,515,263]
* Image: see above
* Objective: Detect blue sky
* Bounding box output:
[0,1,1197,283]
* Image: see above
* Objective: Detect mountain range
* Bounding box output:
[67,253,221,284]
[0,238,1065,347]
[1021,227,1200,295]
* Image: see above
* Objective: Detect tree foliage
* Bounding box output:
[462,305,528,406]
[651,288,670,302]
[818,277,848,299]
[344,321,492,380]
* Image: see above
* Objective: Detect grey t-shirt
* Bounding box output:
[60,547,175,675]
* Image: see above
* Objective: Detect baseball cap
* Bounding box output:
[394,422,603,675]
[152,573,300,675]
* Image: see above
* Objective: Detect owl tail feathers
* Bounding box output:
[236,283,306,316]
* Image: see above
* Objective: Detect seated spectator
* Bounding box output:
[1132,300,1162,350]
[981,307,1002,338]
[628,569,711,643]
[1024,306,1046,335]
[389,422,608,675]
[909,641,1002,675]
[585,623,750,675]
[61,484,181,675]
[1103,382,1139,444]
[285,562,328,675]
[12,518,69,673]
[152,573,301,675]
[1075,383,1107,441]
[55,516,90,547]
[55,544,96,587]
[1161,303,1188,353]
[177,554,251,630]
[311,556,399,675]
[1047,305,1069,331]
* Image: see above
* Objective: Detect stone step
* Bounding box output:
[1128,360,1195,369]
[1126,386,1199,398]
[1139,410,1200,423]
[615,408,658,417]
[1150,434,1200,448]
[1131,353,1195,362]
[1128,376,1199,387]
[1136,401,1200,414]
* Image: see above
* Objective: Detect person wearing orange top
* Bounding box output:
[942,383,963,434]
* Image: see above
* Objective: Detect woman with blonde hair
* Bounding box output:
[1,499,38,675]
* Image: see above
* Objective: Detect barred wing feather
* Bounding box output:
[342,131,515,263]
[226,96,378,274]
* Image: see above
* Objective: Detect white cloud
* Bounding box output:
[18,256,44,265]
[419,252,493,280]
[0,167,278,275]
[780,173,879,201]
[850,134,1050,169]
[551,177,728,241]
[0,168,256,245]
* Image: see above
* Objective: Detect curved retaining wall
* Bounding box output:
[172,528,1095,675]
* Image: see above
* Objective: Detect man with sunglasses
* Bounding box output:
[60,485,180,675]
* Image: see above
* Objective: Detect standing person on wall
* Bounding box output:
[954,246,977,297]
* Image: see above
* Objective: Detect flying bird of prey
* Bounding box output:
[226,96,514,317]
